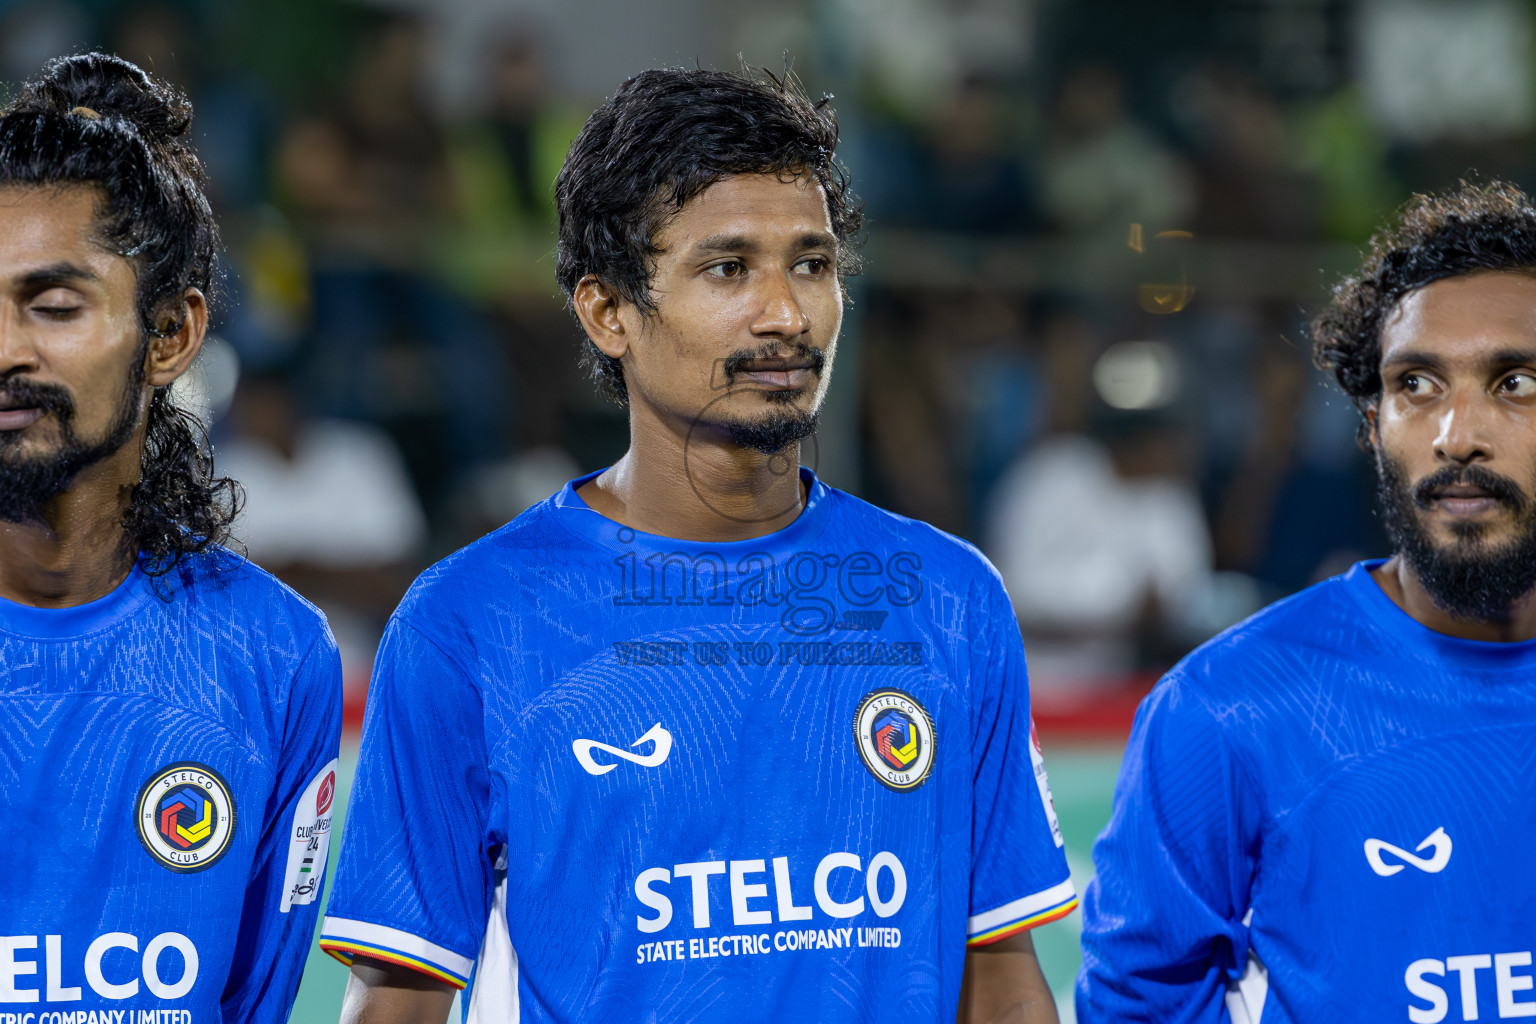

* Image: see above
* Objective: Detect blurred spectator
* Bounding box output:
[1215,341,1383,594]
[277,13,452,267]
[961,295,1043,522]
[435,31,609,460]
[219,370,426,621]
[487,34,550,221]
[1174,65,1318,240]
[985,314,1213,690]
[1039,65,1195,238]
[274,12,511,507]
[988,428,1213,690]
[860,290,985,536]
[442,28,582,291]
[876,75,1038,234]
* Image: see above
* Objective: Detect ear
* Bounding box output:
[144,288,209,388]
[1363,401,1381,453]
[572,275,634,360]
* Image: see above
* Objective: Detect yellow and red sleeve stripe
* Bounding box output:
[966,896,1079,946]
[319,917,473,990]
[965,879,1079,947]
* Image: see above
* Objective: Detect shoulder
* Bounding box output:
[393,494,574,632]
[823,485,1005,589]
[820,487,1017,647]
[1179,573,1356,680]
[153,550,340,742]
[1145,572,1361,732]
[168,546,336,661]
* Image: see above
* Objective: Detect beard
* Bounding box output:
[1377,452,1536,622]
[722,408,819,455]
[0,361,144,524]
[715,340,825,455]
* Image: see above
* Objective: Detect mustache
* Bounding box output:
[719,342,825,385]
[1412,464,1528,512]
[0,378,75,425]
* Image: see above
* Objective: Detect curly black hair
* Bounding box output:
[555,66,865,406]
[0,53,238,576]
[1312,180,1536,449]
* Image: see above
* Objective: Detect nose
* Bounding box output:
[750,270,811,339]
[1433,388,1493,466]
[0,301,40,378]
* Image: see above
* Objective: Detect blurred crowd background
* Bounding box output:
[7,0,1533,708]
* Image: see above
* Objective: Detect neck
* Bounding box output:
[578,400,807,542]
[1370,554,1536,643]
[0,444,142,609]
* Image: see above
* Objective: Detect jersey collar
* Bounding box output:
[1343,558,1536,671]
[550,466,833,556]
[0,561,158,640]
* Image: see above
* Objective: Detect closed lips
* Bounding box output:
[0,401,44,430]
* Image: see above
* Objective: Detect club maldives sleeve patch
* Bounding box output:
[281,758,339,912]
[1029,718,1065,848]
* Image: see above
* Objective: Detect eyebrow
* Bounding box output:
[688,231,838,259]
[1382,347,1536,373]
[1381,350,1444,371]
[1487,348,1536,367]
[16,262,102,288]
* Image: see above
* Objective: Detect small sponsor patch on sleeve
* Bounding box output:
[281,758,340,912]
[1028,719,1065,848]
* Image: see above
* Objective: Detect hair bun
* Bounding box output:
[18,53,192,146]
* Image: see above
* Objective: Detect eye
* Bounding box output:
[30,302,83,320]
[28,287,84,320]
[1400,372,1438,397]
[1498,372,1536,397]
[704,260,745,280]
[794,256,831,276]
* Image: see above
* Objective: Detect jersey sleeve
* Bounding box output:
[1075,675,1261,1023]
[966,572,1076,946]
[221,628,344,1024]
[319,615,494,989]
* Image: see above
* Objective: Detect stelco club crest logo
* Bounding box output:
[854,688,935,792]
[136,762,237,872]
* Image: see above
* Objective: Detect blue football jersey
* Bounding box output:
[1077,561,1536,1023]
[0,551,343,1023]
[322,470,1073,1022]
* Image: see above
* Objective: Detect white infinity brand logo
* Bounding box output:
[573,723,673,776]
[1364,826,1452,876]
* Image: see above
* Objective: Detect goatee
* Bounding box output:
[716,341,824,455]
[725,410,819,456]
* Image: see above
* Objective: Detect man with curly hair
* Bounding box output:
[1076,180,1536,1022]
[0,54,340,1021]
[320,66,1072,1024]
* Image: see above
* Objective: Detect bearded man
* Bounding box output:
[1077,182,1536,1023]
[0,54,340,1021]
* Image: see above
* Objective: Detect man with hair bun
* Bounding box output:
[322,66,1071,1023]
[0,54,341,1021]
[1078,181,1536,1021]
